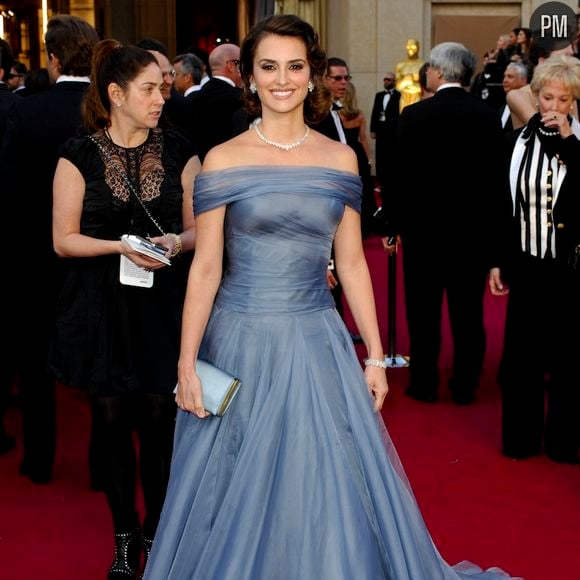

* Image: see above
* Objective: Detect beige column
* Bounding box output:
[275,0,327,46]
[69,0,96,26]
[134,0,177,56]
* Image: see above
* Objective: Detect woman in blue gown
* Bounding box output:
[145,15,520,580]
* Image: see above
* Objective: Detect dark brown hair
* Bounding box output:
[45,14,99,77]
[83,40,158,132]
[239,14,331,124]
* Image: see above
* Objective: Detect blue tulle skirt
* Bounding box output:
[144,306,519,580]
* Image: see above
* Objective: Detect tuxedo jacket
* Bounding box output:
[189,78,243,161]
[0,83,18,144]
[2,81,89,248]
[162,92,197,149]
[1,80,89,333]
[312,108,343,143]
[312,108,370,174]
[388,86,506,267]
[370,89,400,137]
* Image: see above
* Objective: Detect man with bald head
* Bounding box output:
[190,43,243,161]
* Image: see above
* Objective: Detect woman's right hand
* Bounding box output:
[489,267,509,296]
[175,370,210,418]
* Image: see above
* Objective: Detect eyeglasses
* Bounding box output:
[327,74,351,82]
[227,59,241,68]
[163,69,176,78]
[7,73,24,79]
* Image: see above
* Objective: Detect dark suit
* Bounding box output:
[189,77,243,161]
[388,87,504,400]
[370,89,400,188]
[0,80,90,481]
[0,83,18,144]
[313,106,343,142]
[162,91,197,149]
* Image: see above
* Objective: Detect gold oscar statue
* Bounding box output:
[395,39,425,112]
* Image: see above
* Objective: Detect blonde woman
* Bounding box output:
[490,55,580,466]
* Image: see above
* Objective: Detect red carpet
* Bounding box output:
[1,235,579,580]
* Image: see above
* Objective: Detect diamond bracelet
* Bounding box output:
[364,358,387,369]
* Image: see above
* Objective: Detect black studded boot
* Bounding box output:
[140,533,153,578]
[108,529,141,579]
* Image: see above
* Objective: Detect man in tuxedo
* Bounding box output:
[173,53,204,96]
[0,14,99,482]
[370,72,400,192]
[190,43,243,161]
[167,52,205,144]
[314,57,350,143]
[500,62,528,132]
[383,42,504,405]
[7,61,28,97]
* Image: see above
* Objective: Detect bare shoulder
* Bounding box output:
[202,130,254,172]
[307,130,358,174]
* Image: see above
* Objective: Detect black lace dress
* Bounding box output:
[49,128,194,396]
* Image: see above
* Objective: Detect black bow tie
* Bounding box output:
[332,102,342,111]
[385,90,393,95]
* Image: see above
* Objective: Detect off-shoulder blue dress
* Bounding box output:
[145,166,519,580]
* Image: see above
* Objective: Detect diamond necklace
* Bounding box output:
[254,123,310,151]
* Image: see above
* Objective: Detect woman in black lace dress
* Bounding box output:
[50,40,200,579]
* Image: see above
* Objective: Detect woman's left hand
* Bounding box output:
[365,366,389,412]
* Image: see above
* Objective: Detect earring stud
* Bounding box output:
[308,80,314,93]
[249,82,257,94]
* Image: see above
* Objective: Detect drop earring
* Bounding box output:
[308,80,314,93]
[250,81,257,94]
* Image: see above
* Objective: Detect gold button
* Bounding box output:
[547,196,553,202]
[546,183,552,189]
[547,209,552,214]
[547,222,553,227]
[547,170,552,176]
[556,223,565,229]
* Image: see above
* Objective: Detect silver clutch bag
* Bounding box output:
[195,360,241,416]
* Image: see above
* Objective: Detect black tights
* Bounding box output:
[90,393,176,538]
